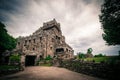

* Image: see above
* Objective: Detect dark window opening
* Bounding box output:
[33,39,35,43]
[56,36,60,40]
[69,50,70,52]
[18,42,20,45]
[33,48,35,50]
[58,37,60,40]
[66,48,68,52]
[40,37,42,41]
[25,40,27,45]
[29,40,31,43]
[56,48,64,53]
[50,47,52,50]
[39,55,43,60]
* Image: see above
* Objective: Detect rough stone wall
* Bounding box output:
[16,19,74,65]
[60,60,120,80]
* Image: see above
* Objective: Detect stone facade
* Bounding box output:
[16,19,74,66]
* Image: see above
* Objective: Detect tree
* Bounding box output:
[77,52,85,59]
[99,0,120,45]
[0,22,16,52]
[87,48,93,54]
[0,22,16,64]
[119,51,120,56]
[94,53,106,57]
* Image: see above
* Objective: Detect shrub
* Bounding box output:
[94,53,106,57]
[45,55,52,60]
[9,54,20,65]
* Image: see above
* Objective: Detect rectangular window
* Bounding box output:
[40,37,42,41]
[18,42,20,45]
[33,39,35,43]
[33,48,35,50]
[29,40,31,43]
[25,40,27,45]
[50,47,52,50]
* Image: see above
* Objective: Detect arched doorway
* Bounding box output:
[25,55,36,66]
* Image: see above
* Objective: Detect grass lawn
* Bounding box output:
[84,56,120,63]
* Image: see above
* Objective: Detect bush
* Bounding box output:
[45,55,52,60]
[94,54,106,57]
[77,53,85,59]
[9,54,20,65]
[0,65,20,76]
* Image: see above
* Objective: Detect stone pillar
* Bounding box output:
[35,55,40,65]
[20,55,25,70]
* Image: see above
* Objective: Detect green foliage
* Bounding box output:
[85,56,119,63]
[99,0,120,45]
[87,48,93,54]
[38,55,52,66]
[0,65,19,70]
[85,57,107,63]
[40,55,53,66]
[0,22,17,52]
[77,52,85,59]
[0,65,20,76]
[94,53,106,57]
[10,54,20,64]
[45,55,52,60]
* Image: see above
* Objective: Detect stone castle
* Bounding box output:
[16,19,74,66]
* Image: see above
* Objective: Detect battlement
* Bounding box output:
[43,19,60,31]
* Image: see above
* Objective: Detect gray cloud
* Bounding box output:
[0,0,119,55]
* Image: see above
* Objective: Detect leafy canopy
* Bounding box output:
[94,53,106,57]
[0,22,16,53]
[87,48,93,54]
[77,52,85,59]
[99,0,120,45]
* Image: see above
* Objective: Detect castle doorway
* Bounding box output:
[25,55,36,66]
[4,56,9,64]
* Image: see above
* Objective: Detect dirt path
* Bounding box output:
[0,66,104,80]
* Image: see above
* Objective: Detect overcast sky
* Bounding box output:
[0,0,120,55]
